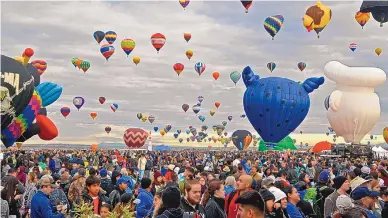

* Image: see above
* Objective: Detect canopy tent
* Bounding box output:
[312,141,332,153]
[258,136,297,152]
[153,145,171,151]
[373,146,388,158]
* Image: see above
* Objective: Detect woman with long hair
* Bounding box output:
[2,176,23,218]
[21,172,38,217]
[202,179,226,218]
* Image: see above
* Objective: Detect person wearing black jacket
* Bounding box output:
[156,183,185,218]
[80,176,109,216]
[381,189,388,218]
[180,180,206,218]
[202,179,227,218]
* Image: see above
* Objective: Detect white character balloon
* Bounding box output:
[324,61,386,144]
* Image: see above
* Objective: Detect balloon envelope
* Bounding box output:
[232,130,253,151]
[123,128,148,148]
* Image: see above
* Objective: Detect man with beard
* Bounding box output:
[350,186,379,218]
[180,179,206,217]
[225,175,253,218]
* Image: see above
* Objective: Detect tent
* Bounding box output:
[312,141,332,153]
[153,145,171,151]
[374,146,388,158]
[258,136,297,152]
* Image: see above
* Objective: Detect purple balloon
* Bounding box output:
[73,96,85,110]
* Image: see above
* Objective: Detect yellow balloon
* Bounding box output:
[186,50,193,60]
[160,129,166,136]
[375,48,382,56]
[302,1,332,38]
[355,11,370,29]
[141,116,147,122]
[383,127,388,144]
[209,110,215,116]
[133,56,141,65]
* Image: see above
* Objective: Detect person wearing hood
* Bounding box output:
[202,179,227,218]
[136,177,154,218]
[181,179,206,217]
[109,177,129,207]
[17,166,26,185]
[156,184,185,218]
[100,168,114,197]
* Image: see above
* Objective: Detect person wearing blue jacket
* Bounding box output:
[31,177,66,218]
[49,156,56,174]
[136,177,154,218]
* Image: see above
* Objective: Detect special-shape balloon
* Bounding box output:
[360,1,388,27]
[99,97,106,104]
[179,0,190,9]
[36,82,62,107]
[151,33,166,53]
[213,72,220,80]
[123,128,149,148]
[183,33,191,42]
[154,127,159,132]
[90,112,97,120]
[36,114,58,141]
[182,104,189,113]
[194,62,206,76]
[105,126,111,134]
[264,15,284,40]
[60,106,70,118]
[31,60,47,75]
[210,110,215,116]
[199,115,206,122]
[93,31,105,44]
[133,56,141,66]
[324,95,330,110]
[242,65,324,144]
[192,105,200,114]
[137,113,143,120]
[73,97,85,111]
[383,127,388,144]
[215,102,221,108]
[80,61,90,73]
[105,31,117,44]
[302,1,332,38]
[241,0,253,13]
[100,44,115,61]
[298,62,306,72]
[111,103,118,112]
[26,63,40,86]
[121,39,136,56]
[355,11,371,29]
[232,130,252,150]
[228,116,233,121]
[267,62,276,73]
[173,63,184,76]
[230,71,241,85]
[186,50,193,60]
[198,96,204,103]
[323,61,386,144]
[148,115,155,124]
[375,48,382,56]
[349,43,357,52]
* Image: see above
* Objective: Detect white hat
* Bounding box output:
[350,176,371,192]
[336,195,354,213]
[174,167,180,174]
[168,164,175,171]
[361,166,371,174]
[268,187,286,202]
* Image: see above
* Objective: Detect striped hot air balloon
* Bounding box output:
[31,60,47,75]
[60,107,70,118]
[230,71,241,85]
[100,44,115,61]
[264,15,284,40]
[267,62,276,73]
[349,43,357,52]
[105,31,117,44]
[194,62,206,76]
[121,39,136,56]
[123,128,149,148]
[150,33,166,53]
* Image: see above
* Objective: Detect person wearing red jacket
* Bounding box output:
[225,175,253,218]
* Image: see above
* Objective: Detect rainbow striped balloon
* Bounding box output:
[121,39,136,56]
[264,15,284,40]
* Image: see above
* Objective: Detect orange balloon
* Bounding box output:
[212,72,220,80]
[375,48,382,56]
[36,115,58,140]
[75,59,83,69]
[215,102,221,108]
[90,112,97,119]
[91,144,98,151]
[183,33,191,43]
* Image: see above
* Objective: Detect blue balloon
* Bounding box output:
[177,130,182,134]
[242,66,324,144]
[154,127,158,132]
[36,82,63,107]
[186,130,190,135]
[173,133,179,139]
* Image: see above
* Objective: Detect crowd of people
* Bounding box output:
[0,149,388,218]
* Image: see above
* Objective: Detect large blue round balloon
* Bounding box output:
[242,66,324,144]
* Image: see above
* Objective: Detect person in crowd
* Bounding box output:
[251,166,262,182]
[155,183,185,218]
[350,186,380,218]
[202,179,226,218]
[165,164,176,182]
[109,177,129,207]
[285,186,305,218]
[269,186,290,218]
[235,190,265,218]
[49,175,70,213]
[181,179,206,217]
[81,175,109,215]
[21,172,38,217]
[224,176,236,196]
[136,177,154,218]
[152,170,165,196]
[324,176,350,218]
[138,154,147,180]
[1,168,25,195]
[68,168,86,205]
[16,166,27,185]
[2,176,23,218]
[225,175,253,218]
[100,203,113,218]
[100,168,114,197]
[259,189,276,217]
[178,167,195,194]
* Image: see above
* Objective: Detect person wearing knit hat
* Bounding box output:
[268,186,289,218]
[335,195,354,214]
[155,184,185,218]
[259,189,276,215]
[152,170,165,196]
[323,176,350,218]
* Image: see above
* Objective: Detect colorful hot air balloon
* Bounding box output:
[298,62,306,72]
[349,43,357,52]
[232,130,253,151]
[183,33,191,42]
[215,102,221,108]
[148,115,155,124]
[355,11,371,29]
[241,0,253,13]
[186,50,193,60]
[267,62,276,73]
[73,97,85,111]
[105,31,117,44]
[210,110,215,116]
[173,63,184,76]
[75,59,83,69]
[80,61,90,73]
[213,72,220,80]
[182,104,189,113]
[179,0,190,9]
[360,1,388,27]
[228,116,233,121]
[90,112,97,120]
[375,48,382,56]
[71,58,78,68]
[121,39,136,56]
[98,97,106,104]
[100,44,115,61]
[264,15,284,40]
[133,56,141,66]
[110,103,118,112]
[105,126,111,134]
[179,138,183,143]
[192,105,200,114]
[222,121,227,127]
[198,115,206,122]
[60,107,70,118]
[137,113,143,120]
[383,127,388,144]
[151,33,166,53]
[302,1,332,38]
[198,96,204,103]
[123,128,149,148]
[230,71,241,85]
[164,125,172,132]
[93,31,105,44]
[31,60,47,75]
[194,62,206,76]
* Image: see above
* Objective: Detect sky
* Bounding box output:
[1,0,388,148]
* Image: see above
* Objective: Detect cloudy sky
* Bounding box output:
[1,0,387,147]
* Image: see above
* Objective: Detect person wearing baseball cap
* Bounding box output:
[109,177,129,207]
[351,186,379,218]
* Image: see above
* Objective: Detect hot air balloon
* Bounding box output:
[111,103,118,112]
[173,133,179,139]
[360,1,388,27]
[100,44,115,61]
[242,65,324,144]
[198,115,206,122]
[355,11,371,29]
[133,56,141,66]
[35,82,62,106]
[137,113,143,120]
[182,104,189,112]
[31,60,47,75]
[148,115,155,124]
[298,62,307,72]
[210,110,215,116]
[121,39,136,56]
[326,132,329,136]
[183,33,191,42]
[164,125,172,132]
[90,112,97,120]
[71,58,78,68]
[192,105,200,114]
[173,63,184,76]
[264,15,284,40]
[154,127,159,132]
[228,116,233,121]
[186,50,193,60]
[99,97,106,104]
[105,31,117,44]
[141,116,147,122]
[151,33,166,53]
[60,107,70,118]
[302,1,332,38]
[179,0,190,9]
[383,127,388,143]
[215,102,221,108]
[190,127,197,136]
[93,31,105,44]
[198,96,204,103]
[349,43,357,52]
[232,130,252,150]
[324,61,386,143]
[194,62,206,76]
[241,0,253,13]
[230,71,241,85]
[73,97,85,111]
[267,62,276,73]
[370,135,374,140]
[179,138,183,143]
[91,144,98,151]
[123,128,149,148]
[213,72,220,80]
[75,59,83,69]
[80,61,90,73]
[105,126,111,134]
[160,129,166,136]
[375,48,382,56]
[222,121,227,127]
